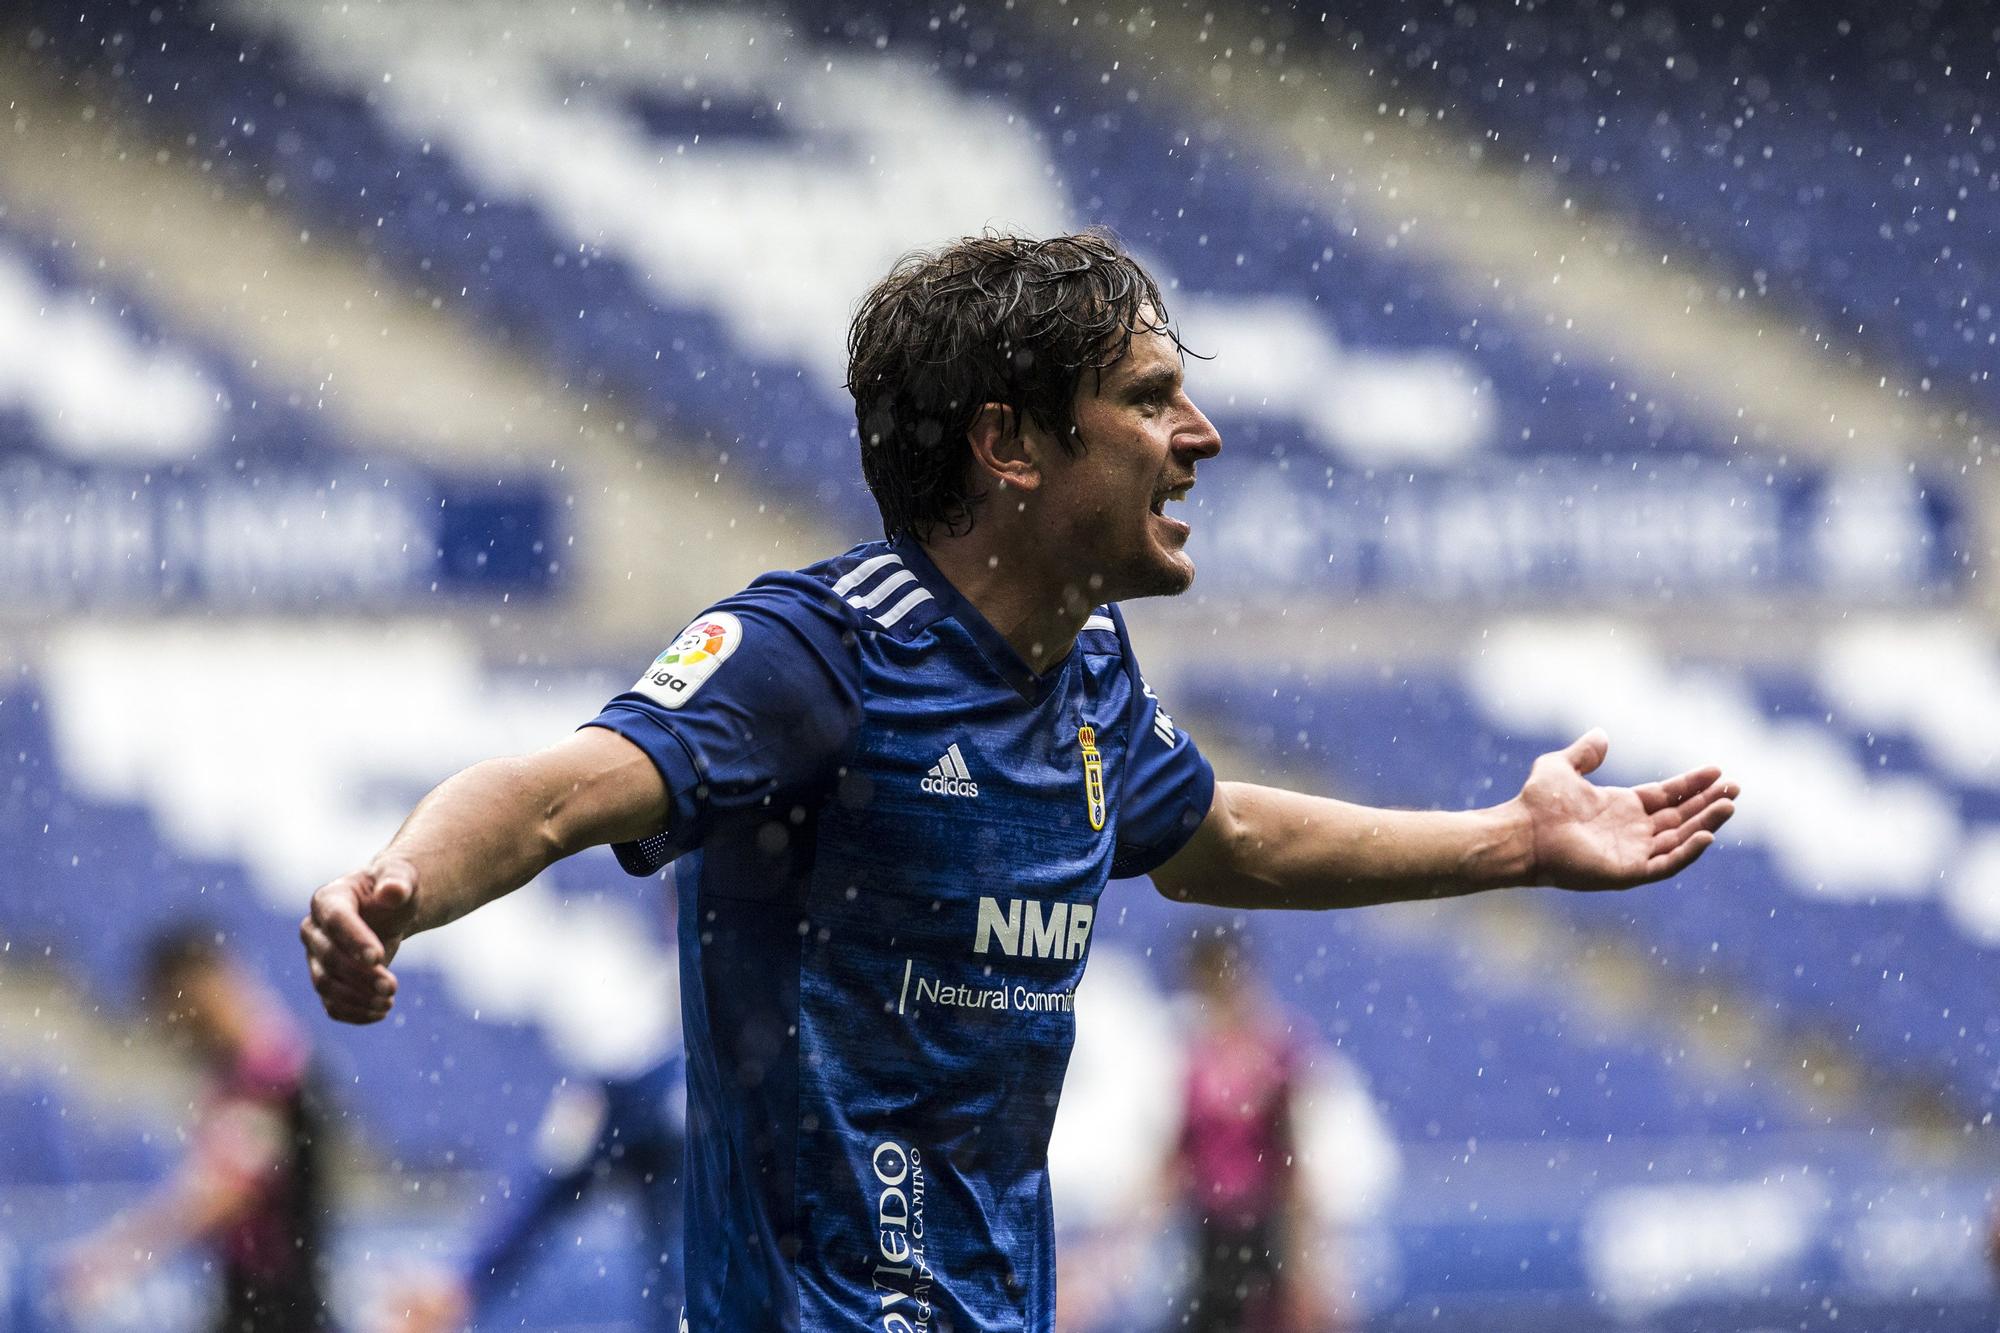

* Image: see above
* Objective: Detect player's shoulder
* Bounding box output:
[690,539,945,648]
[795,540,947,642]
[644,551,881,697]
[681,543,882,635]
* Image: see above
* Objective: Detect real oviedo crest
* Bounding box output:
[1078,724,1106,832]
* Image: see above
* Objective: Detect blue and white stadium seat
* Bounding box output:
[18,630,1969,1323]
[0,214,559,612]
[1186,616,2000,1115]
[1311,1,1999,413]
[25,0,1961,603]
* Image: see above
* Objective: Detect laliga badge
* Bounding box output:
[1079,724,1107,831]
[636,611,742,709]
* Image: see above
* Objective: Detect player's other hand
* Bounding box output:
[301,857,420,1024]
[1513,729,1738,891]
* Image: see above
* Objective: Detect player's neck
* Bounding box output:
[918,534,1095,676]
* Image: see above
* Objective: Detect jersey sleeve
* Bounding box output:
[583,574,861,875]
[1110,617,1216,879]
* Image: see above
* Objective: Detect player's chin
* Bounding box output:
[1133,545,1197,599]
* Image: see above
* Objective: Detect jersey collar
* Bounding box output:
[893,536,1073,704]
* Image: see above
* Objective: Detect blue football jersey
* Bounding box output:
[584,537,1213,1332]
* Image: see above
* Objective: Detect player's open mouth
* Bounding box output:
[1150,484,1194,535]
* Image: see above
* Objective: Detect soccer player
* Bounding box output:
[300,231,1738,1331]
[1169,935,1321,1333]
[71,925,333,1331]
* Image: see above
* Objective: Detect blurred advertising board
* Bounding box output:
[1194,453,1965,604]
[0,455,559,611]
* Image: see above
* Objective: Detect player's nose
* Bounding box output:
[1178,399,1223,462]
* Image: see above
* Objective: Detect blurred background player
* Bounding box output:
[385,1054,686,1333]
[1169,934,1329,1333]
[63,925,334,1332]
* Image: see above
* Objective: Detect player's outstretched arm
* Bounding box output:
[1150,729,1737,910]
[300,727,667,1024]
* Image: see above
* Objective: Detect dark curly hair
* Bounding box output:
[846,230,1181,541]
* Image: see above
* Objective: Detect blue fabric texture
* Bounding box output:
[583,538,1213,1332]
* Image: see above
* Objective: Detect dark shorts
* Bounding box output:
[218,1266,332,1333]
[1186,1213,1284,1333]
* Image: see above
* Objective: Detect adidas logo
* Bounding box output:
[920,742,980,799]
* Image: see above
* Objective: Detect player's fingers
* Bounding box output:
[310,882,380,961]
[1650,798,1734,857]
[311,963,389,1015]
[300,917,381,989]
[307,948,394,1000]
[324,992,394,1025]
[311,959,394,1022]
[363,857,419,922]
[1636,765,1724,813]
[1561,728,1609,777]
[1644,829,1714,882]
[368,873,414,913]
[1649,781,1732,831]
[298,915,343,966]
[311,876,387,966]
[1689,796,1735,836]
[309,967,386,1021]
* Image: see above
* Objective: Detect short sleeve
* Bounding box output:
[1110,629,1215,879]
[583,575,861,874]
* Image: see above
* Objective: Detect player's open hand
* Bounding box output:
[1515,729,1738,891]
[301,858,420,1024]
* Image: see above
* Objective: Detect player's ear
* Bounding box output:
[967,403,1043,494]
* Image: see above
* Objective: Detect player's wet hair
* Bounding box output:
[847,229,1183,541]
